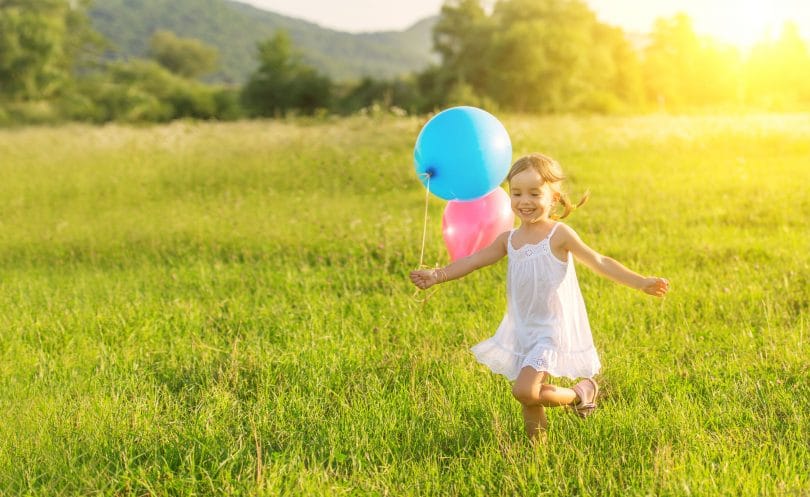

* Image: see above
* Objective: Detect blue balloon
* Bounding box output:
[414,106,512,201]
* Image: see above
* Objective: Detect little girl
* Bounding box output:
[410,153,669,441]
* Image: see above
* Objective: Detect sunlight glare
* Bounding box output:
[705,0,785,48]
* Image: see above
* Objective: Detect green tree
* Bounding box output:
[486,0,616,112]
[746,22,810,109]
[415,64,452,112]
[695,39,743,107]
[432,0,492,98]
[587,23,644,111]
[0,0,69,100]
[643,14,745,110]
[148,30,219,79]
[0,0,101,101]
[643,14,694,109]
[425,0,644,113]
[0,0,103,124]
[241,31,331,117]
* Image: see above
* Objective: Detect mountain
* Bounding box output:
[88,0,438,83]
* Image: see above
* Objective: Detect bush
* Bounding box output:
[64,59,240,123]
[0,101,63,125]
[575,91,625,114]
[212,87,244,121]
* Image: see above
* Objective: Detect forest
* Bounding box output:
[1,0,809,124]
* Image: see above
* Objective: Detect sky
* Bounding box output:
[235,0,810,48]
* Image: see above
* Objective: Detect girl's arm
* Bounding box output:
[410,231,509,290]
[556,224,669,297]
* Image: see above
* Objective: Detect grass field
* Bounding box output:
[0,113,808,496]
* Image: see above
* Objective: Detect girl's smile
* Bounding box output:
[509,169,556,223]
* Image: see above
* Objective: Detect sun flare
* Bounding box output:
[703,0,789,48]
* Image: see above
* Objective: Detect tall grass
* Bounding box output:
[0,114,807,495]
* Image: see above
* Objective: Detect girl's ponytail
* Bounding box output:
[553,189,590,220]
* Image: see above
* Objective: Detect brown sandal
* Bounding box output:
[571,378,598,418]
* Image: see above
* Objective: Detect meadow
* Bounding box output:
[0,113,807,496]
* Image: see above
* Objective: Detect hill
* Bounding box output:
[88,0,438,83]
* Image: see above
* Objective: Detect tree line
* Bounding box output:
[2,0,809,125]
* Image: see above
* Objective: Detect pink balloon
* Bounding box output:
[442,187,515,261]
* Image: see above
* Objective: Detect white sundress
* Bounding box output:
[470,223,601,381]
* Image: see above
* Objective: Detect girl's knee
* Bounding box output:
[514,384,562,406]
[538,384,556,403]
[511,383,541,405]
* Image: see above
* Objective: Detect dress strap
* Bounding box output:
[546,222,561,240]
[507,229,516,250]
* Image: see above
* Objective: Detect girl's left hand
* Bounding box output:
[641,277,669,297]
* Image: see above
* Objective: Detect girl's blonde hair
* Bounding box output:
[506,153,589,220]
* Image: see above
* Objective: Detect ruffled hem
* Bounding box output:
[470,338,600,381]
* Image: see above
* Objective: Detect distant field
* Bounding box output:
[0,114,807,496]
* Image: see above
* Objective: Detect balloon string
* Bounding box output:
[418,172,430,268]
[413,172,439,304]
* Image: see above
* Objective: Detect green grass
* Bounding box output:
[0,114,808,496]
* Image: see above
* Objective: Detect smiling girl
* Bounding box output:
[410,153,669,441]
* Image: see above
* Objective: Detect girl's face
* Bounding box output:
[509,168,557,224]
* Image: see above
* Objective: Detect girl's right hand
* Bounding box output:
[641,277,670,297]
[410,269,438,290]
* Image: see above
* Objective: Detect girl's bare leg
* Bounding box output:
[521,404,548,440]
[512,366,581,439]
[538,383,579,406]
[512,367,550,439]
